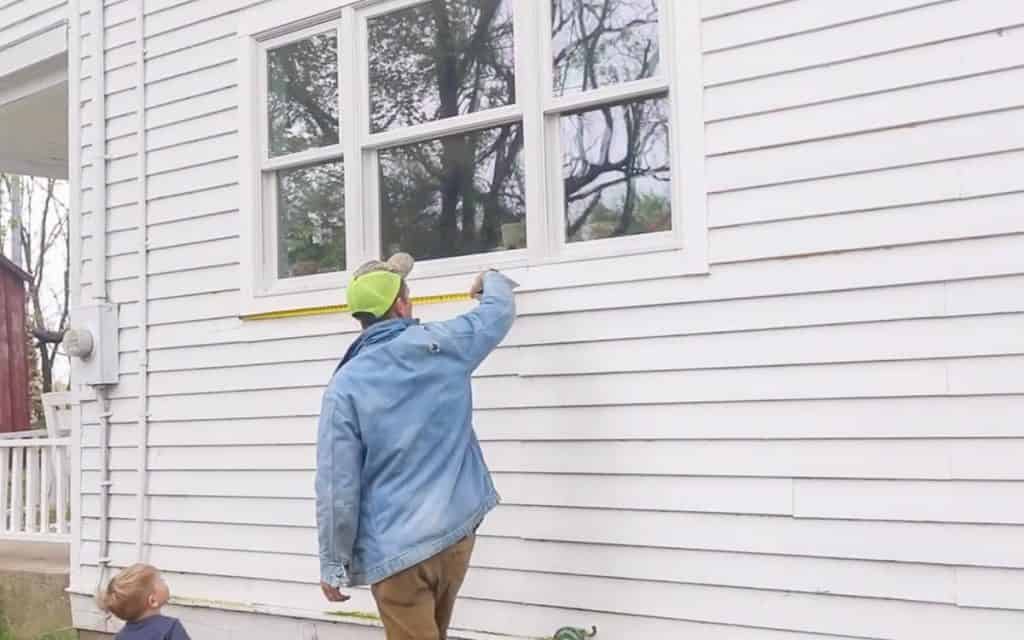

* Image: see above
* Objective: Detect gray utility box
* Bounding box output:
[67,303,120,386]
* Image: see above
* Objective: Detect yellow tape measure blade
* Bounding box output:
[241,292,473,321]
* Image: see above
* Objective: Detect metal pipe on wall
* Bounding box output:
[91,0,111,594]
[91,0,108,302]
[133,0,151,563]
[94,386,112,588]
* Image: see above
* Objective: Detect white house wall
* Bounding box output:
[71,0,1024,638]
[0,1,68,55]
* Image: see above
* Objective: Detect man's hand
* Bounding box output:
[471,270,519,299]
[321,581,351,603]
[470,271,490,299]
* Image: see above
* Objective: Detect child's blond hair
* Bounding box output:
[97,563,160,622]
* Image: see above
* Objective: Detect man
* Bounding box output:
[315,253,517,640]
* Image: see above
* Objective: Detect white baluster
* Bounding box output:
[0,449,8,533]
[26,447,39,534]
[41,448,50,535]
[11,447,24,533]
[56,446,66,535]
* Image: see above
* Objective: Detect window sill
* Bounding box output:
[239,245,708,318]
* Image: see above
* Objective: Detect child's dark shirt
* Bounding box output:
[114,615,190,640]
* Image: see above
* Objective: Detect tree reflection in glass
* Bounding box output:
[552,0,660,96]
[379,124,526,261]
[369,0,524,261]
[562,96,671,243]
[267,32,340,156]
[368,0,515,133]
[276,160,346,278]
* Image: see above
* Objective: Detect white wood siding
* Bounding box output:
[72,0,1024,638]
[0,1,68,54]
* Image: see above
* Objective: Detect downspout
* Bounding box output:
[91,0,112,593]
[133,0,150,562]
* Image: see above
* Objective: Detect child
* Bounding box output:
[98,564,191,640]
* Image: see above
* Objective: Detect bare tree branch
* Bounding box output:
[3,173,70,393]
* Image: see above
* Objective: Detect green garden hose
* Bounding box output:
[553,625,597,640]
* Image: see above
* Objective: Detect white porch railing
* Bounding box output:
[0,436,71,541]
[0,392,73,542]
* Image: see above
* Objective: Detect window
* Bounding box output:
[239,0,706,312]
[261,27,345,281]
[551,0,671,245]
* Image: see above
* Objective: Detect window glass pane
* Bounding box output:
[552,0,660,96]
[276,159,346,278]
[379,123,526,260]
[267,32,340,157]
[368,0,515,133]
[562,96,670,243]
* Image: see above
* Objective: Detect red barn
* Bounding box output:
[0,253,30,433]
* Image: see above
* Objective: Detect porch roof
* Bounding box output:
[0,21,69,179]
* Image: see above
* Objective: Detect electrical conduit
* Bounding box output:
[91,0,112,596]
[133,0,150,563]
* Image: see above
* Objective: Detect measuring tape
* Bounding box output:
[240,292,474,321]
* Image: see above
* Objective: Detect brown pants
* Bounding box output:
[371,535,475,640]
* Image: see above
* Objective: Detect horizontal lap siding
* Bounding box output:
[72,0,1024,638]
[75,0,148,612]
[0,0,68,52]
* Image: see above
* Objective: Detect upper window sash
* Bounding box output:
[356,0,523,146]
[258,21,344,165]
[543,0,669,110]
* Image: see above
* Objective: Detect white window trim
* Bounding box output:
[260,21,346,297]
[238,0,708,317]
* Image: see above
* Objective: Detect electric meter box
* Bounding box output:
[69,303,120,386]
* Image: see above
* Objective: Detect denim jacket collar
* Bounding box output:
[336,318,418,373]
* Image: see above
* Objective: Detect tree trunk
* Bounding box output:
[38,343,54,394]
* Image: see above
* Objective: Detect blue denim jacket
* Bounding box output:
[316,271,516,587]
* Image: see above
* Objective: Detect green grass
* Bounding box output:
[0,629,78,640]
[0,613,77,640]
[34,631,78,640]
